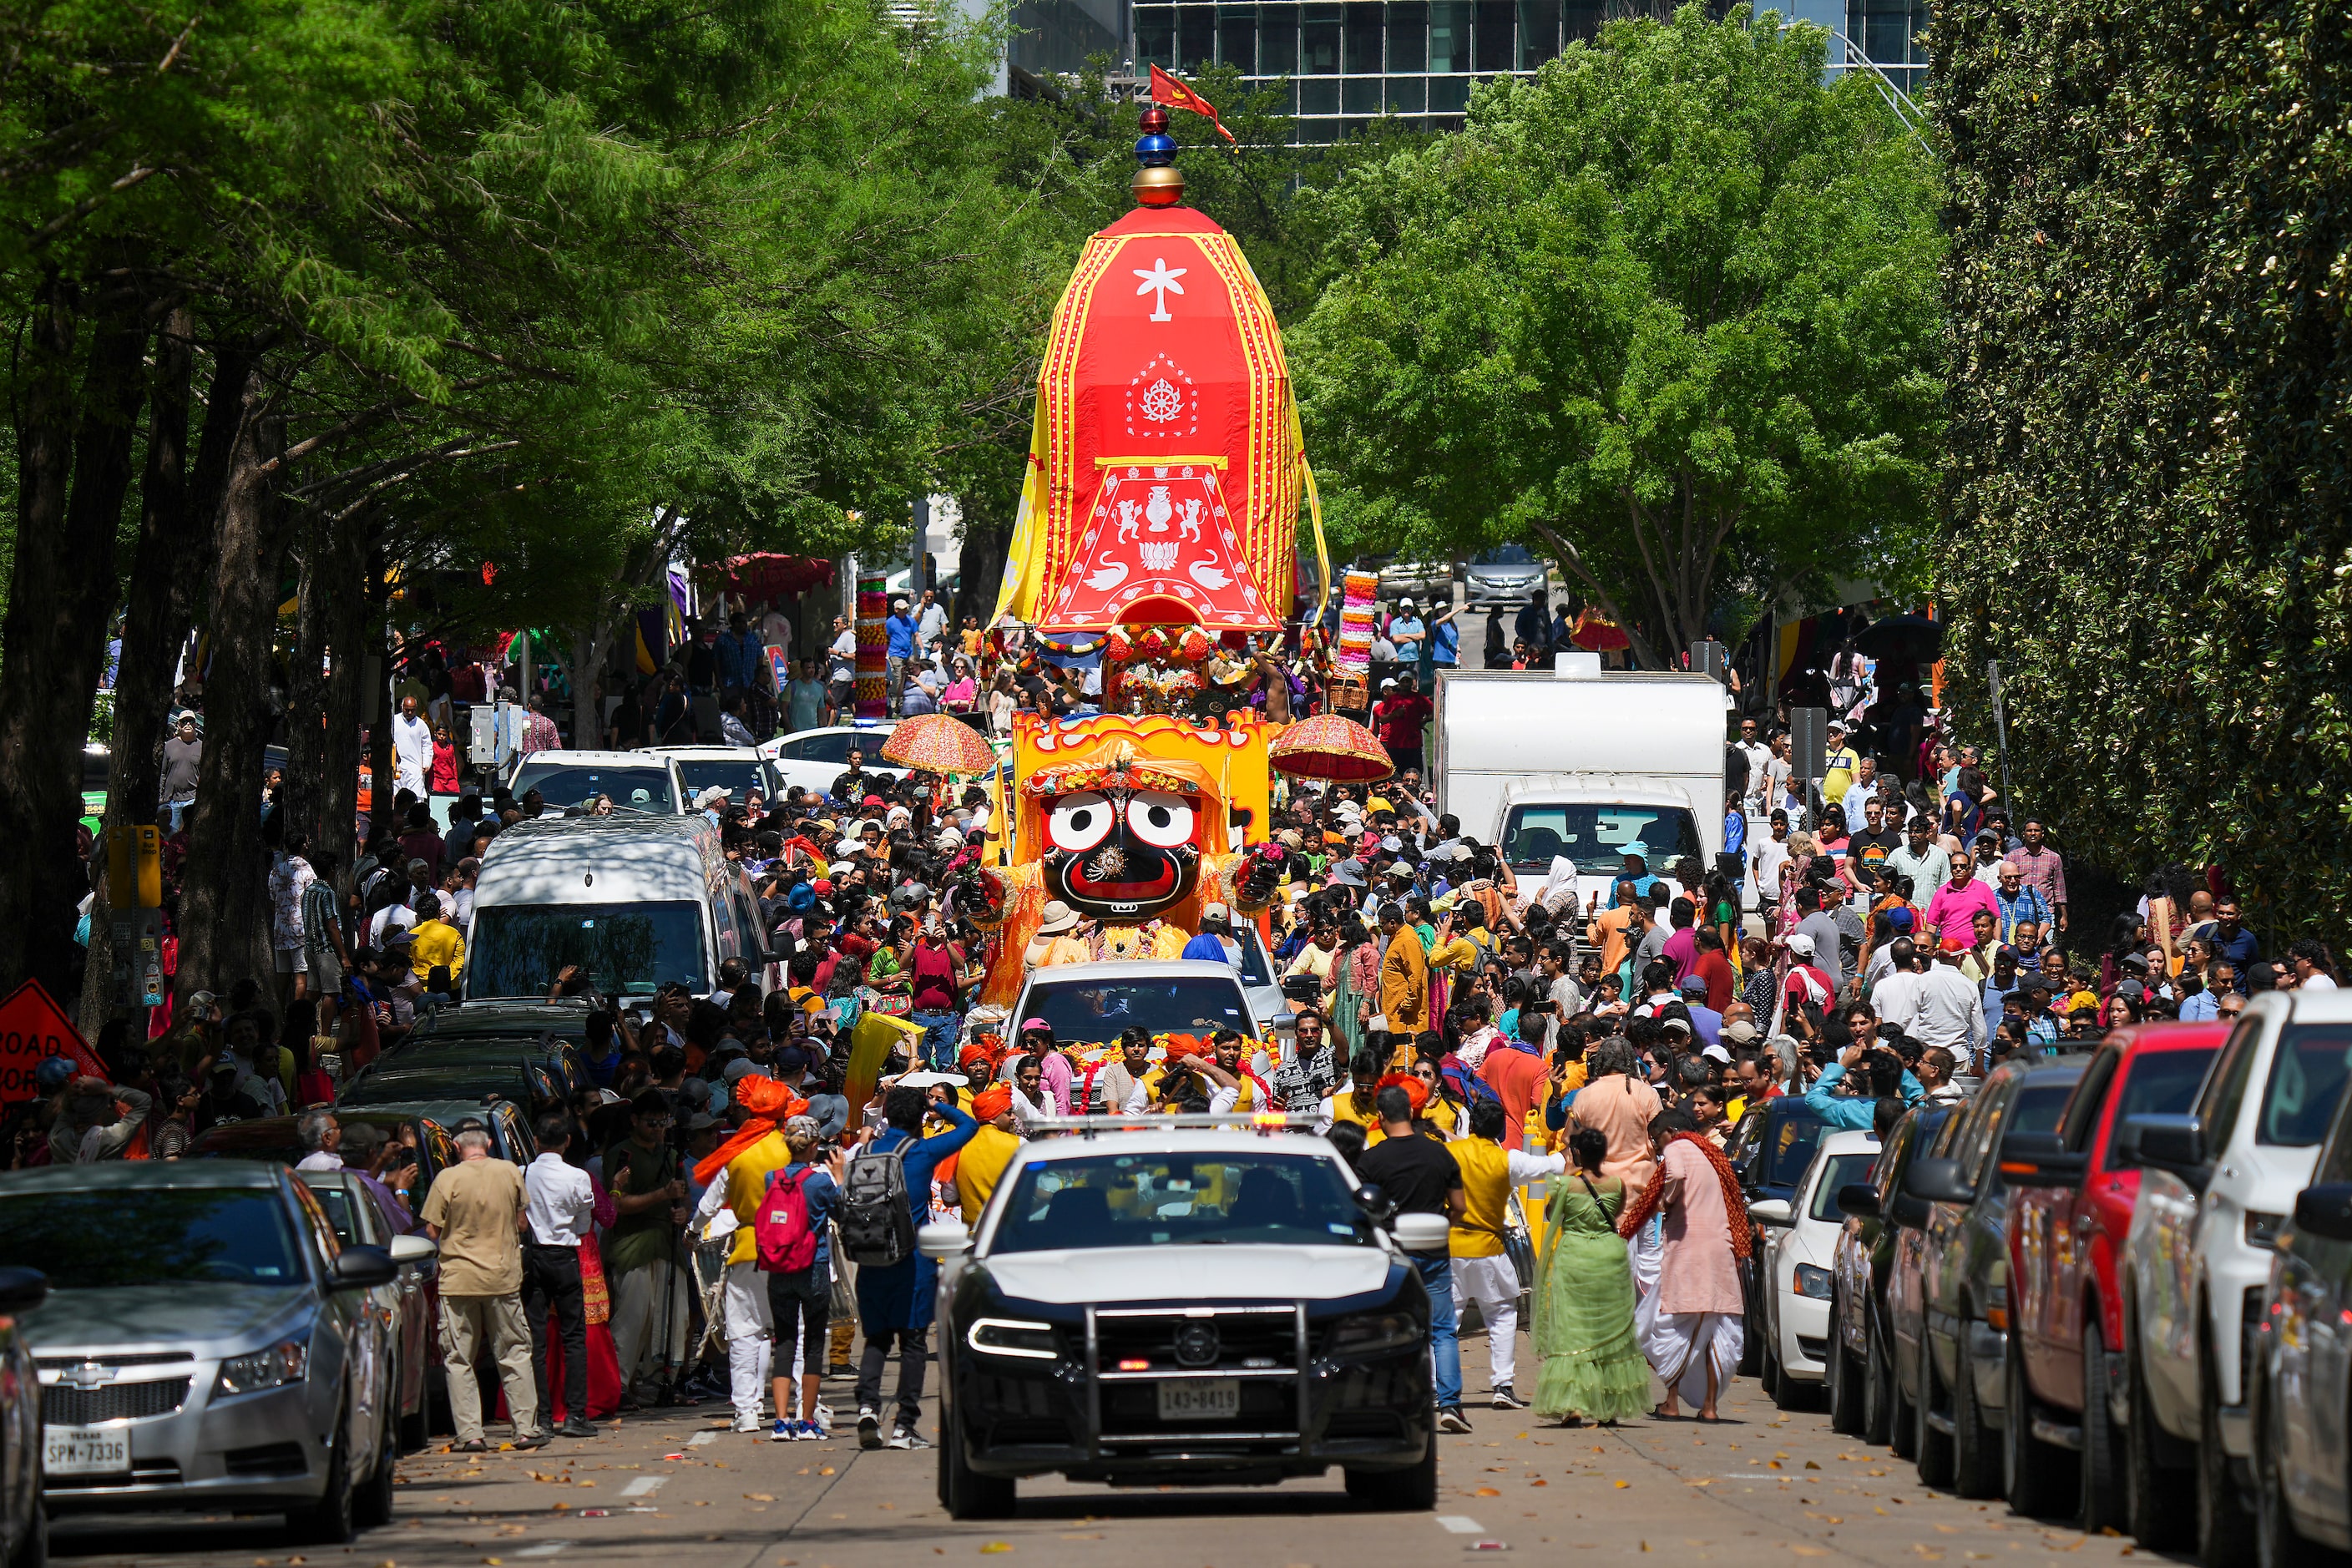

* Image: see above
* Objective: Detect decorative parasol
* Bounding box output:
[1570,607,1631,652]
[702,553,837,601]
[1852,612,1942,662]
[1268,712,1393,782]
[880,711,998,776]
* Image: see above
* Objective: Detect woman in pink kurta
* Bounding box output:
[1620,1120,1752,1421]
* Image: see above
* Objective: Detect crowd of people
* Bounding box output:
[37,582,2337,1463]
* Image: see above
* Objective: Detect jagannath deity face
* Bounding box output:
[1039,781,1202,918]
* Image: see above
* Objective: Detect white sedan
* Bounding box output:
[759,724,901,797]
[1751,1127,1880,1409]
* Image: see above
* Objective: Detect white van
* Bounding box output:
[463,815,773,1001]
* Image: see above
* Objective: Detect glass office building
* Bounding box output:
[1128,0,1927,142]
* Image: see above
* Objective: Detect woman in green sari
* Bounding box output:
[1327,916,1380,1063]
[1532,1126,1652,1424]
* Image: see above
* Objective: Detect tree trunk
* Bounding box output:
[953,506,1009,631]
[175,363,291,1000]
[316,515,367,871]
[107,307,210,832]
[363,547,392,842]
[281,515,331,852]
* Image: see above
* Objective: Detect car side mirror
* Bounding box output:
[2000,1131,2088,1188]
[2294,1185,2352,1243]
[0,1267,48,1314]
[916,1221,972,1261]
[2123,1114,2207,1185]
[388,1234,439,1267]
[1837,1183,1881,1219]
[1904,1156,1976,1206]
[331,1246,400,1291]
[1747,1198,1794,1227]
[1393,1213,1451,1254]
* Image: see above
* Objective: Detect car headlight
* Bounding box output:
[966,1317,1058,1360]
[1329,1310,1421,1357]
[1793,1264,1834,1301]
[216,1336,310,1396]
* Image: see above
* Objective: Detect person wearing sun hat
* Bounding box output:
[1023,901,1090,975]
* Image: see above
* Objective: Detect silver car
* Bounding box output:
[0,1164,402,1544]
[296,1171,440,1450]
[1460,544,1549,608]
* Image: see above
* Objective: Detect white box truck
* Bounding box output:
[1432,662,1732,912]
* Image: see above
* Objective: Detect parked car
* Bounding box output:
[2248,1021,2352,1567]
[1724,1093,1829,1373]
[1010,960,1292,1064]
[0,1268,46,1568]
[0,1164,401,1542]
[1894,1059,2082,1498]
[640,745,783,807]
[407,999,594,1047]
[1750,1128,1879,1409]
[503,749,687,815]
[759,725,903,797]
[296,1171,439,1450]
[1363,555,1451,602]
[1459,544,1549,608]
[187,1110,459,1196]
[336,1035,579,1114]
[2122,990,2352,1560]
[2000,1022,2228,1527]
[922,1124,1444,1517]
[1828,1102,1957,1443]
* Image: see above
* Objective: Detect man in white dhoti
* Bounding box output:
[391,693,434,798]
[1619,1107,1751,1421]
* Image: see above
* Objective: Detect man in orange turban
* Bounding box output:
[954,1086,1023,1224]
[688,1073,807,1434]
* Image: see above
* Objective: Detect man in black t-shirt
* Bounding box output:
[1844,797,1904,895]
[1353,1085,1470,1432]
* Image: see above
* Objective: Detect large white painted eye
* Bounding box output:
[1124,791,1196,849]
[1046,792,1115,852]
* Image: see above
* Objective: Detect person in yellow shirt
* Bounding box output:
[1377,903,1430,1033]
[1320,1048,1388,1142]
[687,1075,805,1433]
[1192,1028,1269,1111]
[1448,1098,1565,1409]
[1024,901,1091,973]
[954,1087,1024,1222]
[409,913,466,980]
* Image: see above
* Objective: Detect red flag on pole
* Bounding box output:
[1150,63,1238,144]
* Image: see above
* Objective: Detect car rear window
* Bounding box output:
[2258,1025,2352,1146]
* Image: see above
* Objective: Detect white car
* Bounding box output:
[918,1121,1444,1517]
[505,749,686,814]
[1010,959,1296,1072]
[1752,1128,1881,1408]
[759,724,901,797]
[2120,988,2352,1555]
[640,745,781,807]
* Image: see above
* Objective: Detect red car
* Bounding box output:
[2001,1022,2228,1529]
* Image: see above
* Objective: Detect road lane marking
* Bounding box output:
[1436,1516,1488,1535]
[686,1430,718,1447]
[517,1544,568,1558]
[620,1475,665,1496]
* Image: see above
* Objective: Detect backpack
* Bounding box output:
[837,1141,916,1267]
[755,1166,821,1273]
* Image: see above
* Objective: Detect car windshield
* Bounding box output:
[672,759,769,801]
[1810,1151,1879,1220]
[2258,1025,2352,1146]
[510,763,675,813]
[0,1187,303,1287]
[1500,802,1702,875]
[2115,1048,2221,1125]
[466,901,706,998]
[989,1151,1372,1255]
[1019,974,1254,1042]
[1472,544,1535,565]
[1763,1108,1829,1189]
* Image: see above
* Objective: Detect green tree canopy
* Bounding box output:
[1292,5,1943,663]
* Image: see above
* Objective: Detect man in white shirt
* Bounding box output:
[1869,938,1927,1036]
[391,693,434,798]
[1736,718,1773,812]
[914,588,949,651]
[1839,756,1881,831]
[1911,945,1989,1057]
[294,1110,343,1171]
[522,1114,599,1438]
[1752,811,1791,913]
[758,603,793,652]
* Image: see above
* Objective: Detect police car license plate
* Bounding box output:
[45,1425,129,1476]
[1156,1378,1240,1422]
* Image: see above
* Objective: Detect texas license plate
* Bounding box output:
[44,1424,129,1476]
[1156,1378,1241,1422]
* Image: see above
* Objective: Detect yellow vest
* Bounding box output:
[955,1125,1024,1223]
[721,1131,796,1267]
[1447,1138,1513,1258]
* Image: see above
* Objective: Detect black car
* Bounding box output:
[1725,1094,1830,1373]
[336,1034,579,1112]
[924,1129,1443,1519]
[0,1269,46,1568]
[1897,1060,2082,1498]
[1828,1102,1956,1442]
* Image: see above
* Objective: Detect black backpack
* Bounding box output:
[837,1141,916,1267]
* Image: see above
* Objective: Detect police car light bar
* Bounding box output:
[1024,1111,1322,1137]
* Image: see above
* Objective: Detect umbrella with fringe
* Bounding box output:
[1269,712,1393,782]
[880,711,998,776]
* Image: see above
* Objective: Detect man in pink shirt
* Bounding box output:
[1923,850,2000,947]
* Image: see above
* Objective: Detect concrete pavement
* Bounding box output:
[52,1327,2151,1568]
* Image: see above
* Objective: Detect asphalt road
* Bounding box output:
[52,1326,2154,1568]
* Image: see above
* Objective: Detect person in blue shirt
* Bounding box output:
[766,1115,842,1439]
[852,1085,976,1449]
[715,611,767,701]
[1802,1044,1917,1130]
[1722,792,1747,861]
[883,599,918,716]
